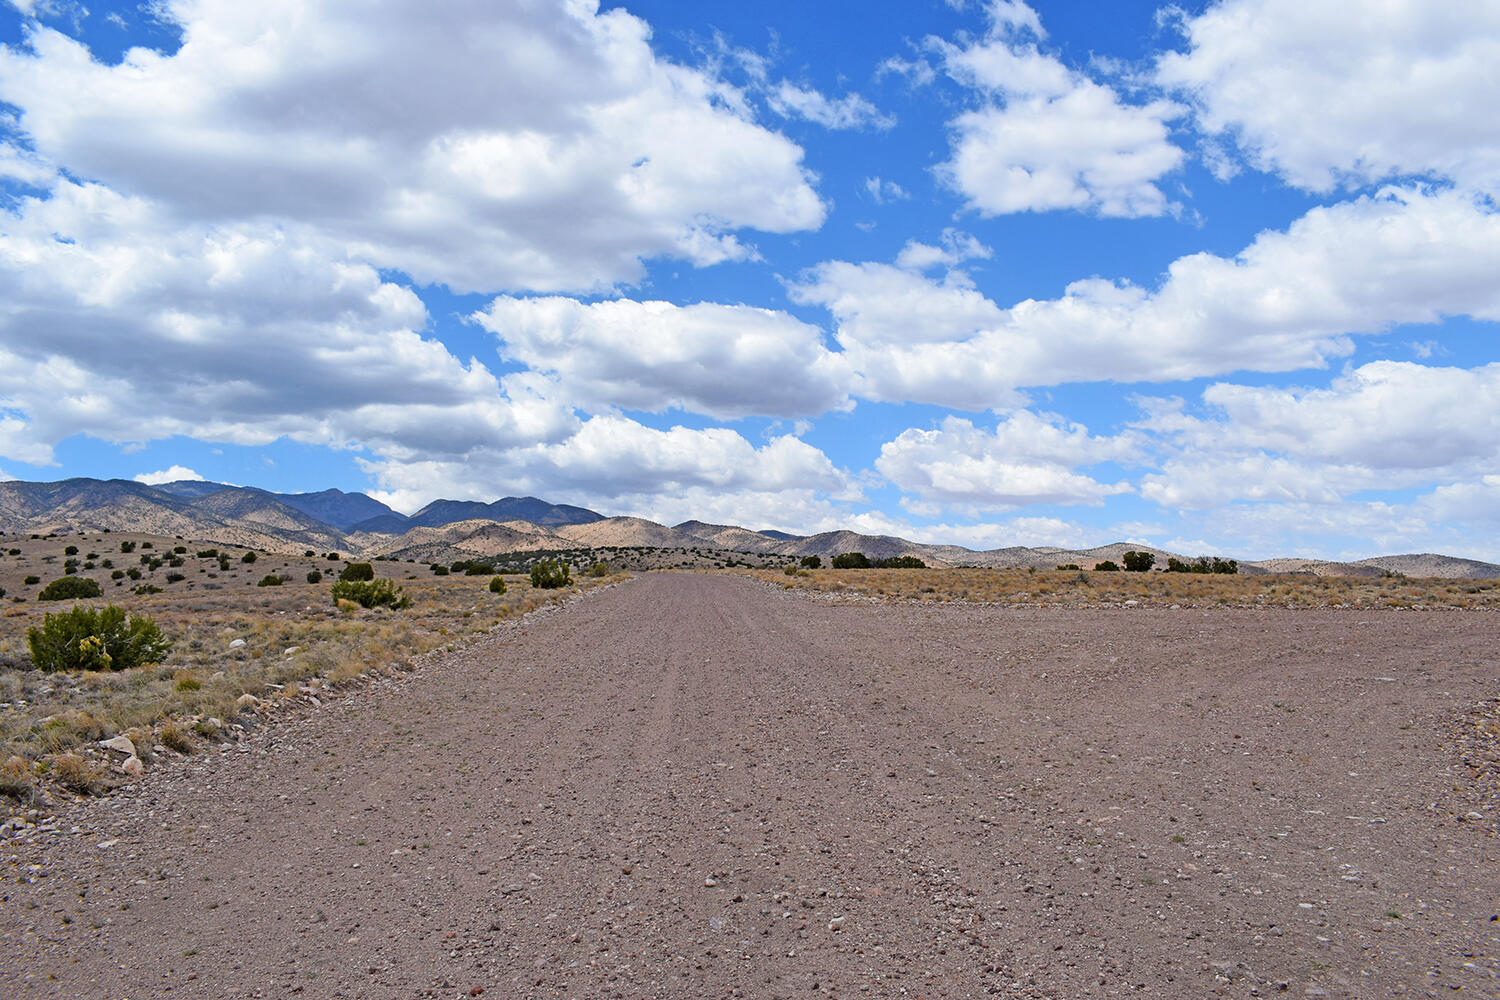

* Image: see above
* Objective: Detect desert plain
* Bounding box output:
[0,565,1496,999]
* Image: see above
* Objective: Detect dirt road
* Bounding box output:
[3,574,1497,998]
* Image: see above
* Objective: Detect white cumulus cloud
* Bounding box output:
[792,188,1500,406]
[0,0,825,293]
[1136,361,1500,509]
[362,414,848,520]
[876,413,1135,507]
[0,180,576,465]
[864,176,910,204]
[472,296,851,420]
[1159,0,1500,195]
[935,1,1184,217]
[894,229,992,271]
[769,82,895,130]
[134,465,203,485]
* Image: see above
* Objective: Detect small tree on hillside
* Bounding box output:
[1122,550,1155,572]
[530,559,571,589]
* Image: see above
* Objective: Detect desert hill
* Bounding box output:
[0,478,343,553]
[1,477,1497,578]
[1252,553,1500,579]
[152,481,401,532]
[405,496,603,531]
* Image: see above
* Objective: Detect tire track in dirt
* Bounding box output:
[1,574,1497,999]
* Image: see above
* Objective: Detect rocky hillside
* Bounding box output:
[2,477,1497,578]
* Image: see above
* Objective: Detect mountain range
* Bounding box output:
[1,477,1496,578]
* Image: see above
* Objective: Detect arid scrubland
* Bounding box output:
[0,530,621,804]
[752,565,1500,609]
[4,530,1497,811]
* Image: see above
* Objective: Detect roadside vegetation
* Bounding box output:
[751,565,1500,610]
[0,531,625,805]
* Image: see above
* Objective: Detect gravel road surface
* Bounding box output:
[2,574,1497,998]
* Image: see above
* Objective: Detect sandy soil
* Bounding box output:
[2,574,1497,999]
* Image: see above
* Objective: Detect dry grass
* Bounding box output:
[48,751,111,796]
[747,566,1500,610]
[0,531,625,802]
[0,754,35,800]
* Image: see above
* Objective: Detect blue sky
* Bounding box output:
[1,0,1498,560]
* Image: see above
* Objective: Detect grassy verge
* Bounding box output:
[749,566,1500,609]
[0,567,622,807]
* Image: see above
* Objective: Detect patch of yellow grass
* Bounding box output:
[48,751,110,795]
[746,567,1500,610]
[0,548,622,798]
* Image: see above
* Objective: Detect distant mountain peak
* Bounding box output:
[1,477,1496,577]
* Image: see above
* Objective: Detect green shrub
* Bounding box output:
[257,574,284,587]
[1122,550,1155,572]
[173,546,187,554]
[799,555,822,569]
[125,567,141,580]
[164,572,185,584]
[1166,556,1239,575]
[64,545,78,556]
[585,561,608,577]
[488,575,506,594]
[326,552,340,561]
[38,576,102,601]
[110,570,125,580]
[303,550,315,558]
[240,551,257,564]
[831,552,871,569]
[134,584,162,595]
[529,559,572,589]
[872,555,926,569]
[306,570,323,584]
[196,549,218,559]
[783,564,798,576]
[338,562,375,582]
[430,564,450,576]
[23,575,39,585]
[27,604,172,672]
[1056,563,1081,571]
[331,578,410,609]
[463,563,494,576]
[1094,560,1120,572]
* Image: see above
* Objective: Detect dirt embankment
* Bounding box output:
[2,574,1496,998]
